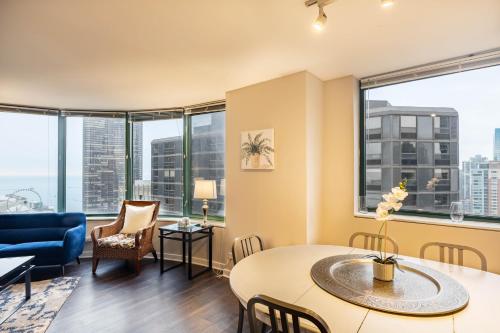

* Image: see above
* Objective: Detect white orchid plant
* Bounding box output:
[368,179,408,266]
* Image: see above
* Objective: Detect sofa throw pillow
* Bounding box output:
[120,204,156,234]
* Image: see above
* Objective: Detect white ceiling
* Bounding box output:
[0,0,499,109]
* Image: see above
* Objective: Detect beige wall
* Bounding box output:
[225,72,309,253]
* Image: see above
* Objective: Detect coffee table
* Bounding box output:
[0,256,35,324]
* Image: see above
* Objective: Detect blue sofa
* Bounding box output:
[0,213,86,272]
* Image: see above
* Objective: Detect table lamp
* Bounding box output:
[193,180,217,226]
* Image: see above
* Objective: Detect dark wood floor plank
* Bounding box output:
[42,258,246,333]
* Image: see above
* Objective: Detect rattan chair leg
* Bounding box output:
[92,257,99,274]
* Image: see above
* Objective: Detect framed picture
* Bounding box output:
[241,129,275,170]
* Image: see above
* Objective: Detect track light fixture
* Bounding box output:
[305,0,395,31]
[381,0,395,8]
[305,0,334,31]
[313,6,327,31]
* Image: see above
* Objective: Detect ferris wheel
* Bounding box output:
[5,187,43,211]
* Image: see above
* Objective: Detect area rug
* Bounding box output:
[0,277,80,333]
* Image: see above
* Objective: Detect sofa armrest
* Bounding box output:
[63,224,86,262]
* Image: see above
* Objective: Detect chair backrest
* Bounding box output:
[420,242,487,271]
[116,200,160,229]
[247,295,330,333]
[349,232,399,254]
[232,234,263,264]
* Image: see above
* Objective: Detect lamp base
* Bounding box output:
[202,200,209,227]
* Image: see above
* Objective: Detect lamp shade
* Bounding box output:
[193,180,217,199]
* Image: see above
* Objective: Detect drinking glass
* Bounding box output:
[450,201,464,223]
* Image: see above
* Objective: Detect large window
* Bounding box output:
[361,64,500,221]
[0,111,58,213]
[0,104,226,219]
[131,112,184,215]
[189,112,225,218]
[66,114,127,214]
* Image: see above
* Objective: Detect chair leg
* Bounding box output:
[135,259,141,274]
[92,257,99,274]
[261,323,268,333]
[60,265,65,276]
[152,249,158,262]
[76,257,81,265]
[237,302,244,333]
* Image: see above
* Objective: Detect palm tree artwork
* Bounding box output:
[241,129,275,169]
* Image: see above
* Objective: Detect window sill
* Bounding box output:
[354,212,500,232]
[86,216,226,228]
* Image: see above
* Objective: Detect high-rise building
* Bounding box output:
[82,118,133,213]
[488,161,500,216]
[150,136,184,214]
[494,128,500,161]
[365,101,459,212]
[461,155,489,215]
[190,112,225,216]
[133,123,143,181]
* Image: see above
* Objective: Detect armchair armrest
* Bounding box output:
[91,221,122,244]
[134,221,157,248]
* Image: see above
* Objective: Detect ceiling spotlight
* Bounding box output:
[381,0,395,8]
[313,6,327,31]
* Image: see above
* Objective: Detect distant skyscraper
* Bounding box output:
[82,118,127,213]
[461,155,489,215]
[190,112,225,216]
[494,129,500,161]
[150,136,184,214]
[488,161,500,216]
[133,123,143,181]
[365,101,459,212]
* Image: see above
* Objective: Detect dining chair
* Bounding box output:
[232,234,265,333]
[247,294,330,333]
[420,242,487,271]
[348,232,399,254]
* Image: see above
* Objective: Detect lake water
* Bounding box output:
[0,176,83,211]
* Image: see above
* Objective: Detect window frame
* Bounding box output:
[0,105,225,221]
[359,86,500,224]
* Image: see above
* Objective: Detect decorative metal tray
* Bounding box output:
[310,254,469,316]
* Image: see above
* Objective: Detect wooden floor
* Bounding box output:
[40,258,245,333]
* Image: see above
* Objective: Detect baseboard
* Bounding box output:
[80,251,231,278]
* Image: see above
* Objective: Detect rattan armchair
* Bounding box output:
[91,200,160,274]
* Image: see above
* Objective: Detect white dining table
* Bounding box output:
[229,245,500,333]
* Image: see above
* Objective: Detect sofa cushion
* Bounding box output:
[97,234,136,249]
[0,241,64,259]
[120,204,156,234]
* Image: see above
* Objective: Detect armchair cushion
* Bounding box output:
[97,233,136,249]
[120,204,156,234]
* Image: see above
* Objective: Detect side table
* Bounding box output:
[159,224,213,280]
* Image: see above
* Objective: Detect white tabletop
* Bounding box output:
[229,245,500,333]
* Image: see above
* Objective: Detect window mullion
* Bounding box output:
[57,111,66,212]
[125,113,133,200]
[183,113,192,217]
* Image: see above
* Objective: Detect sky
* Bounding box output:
[368,65,500,164]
